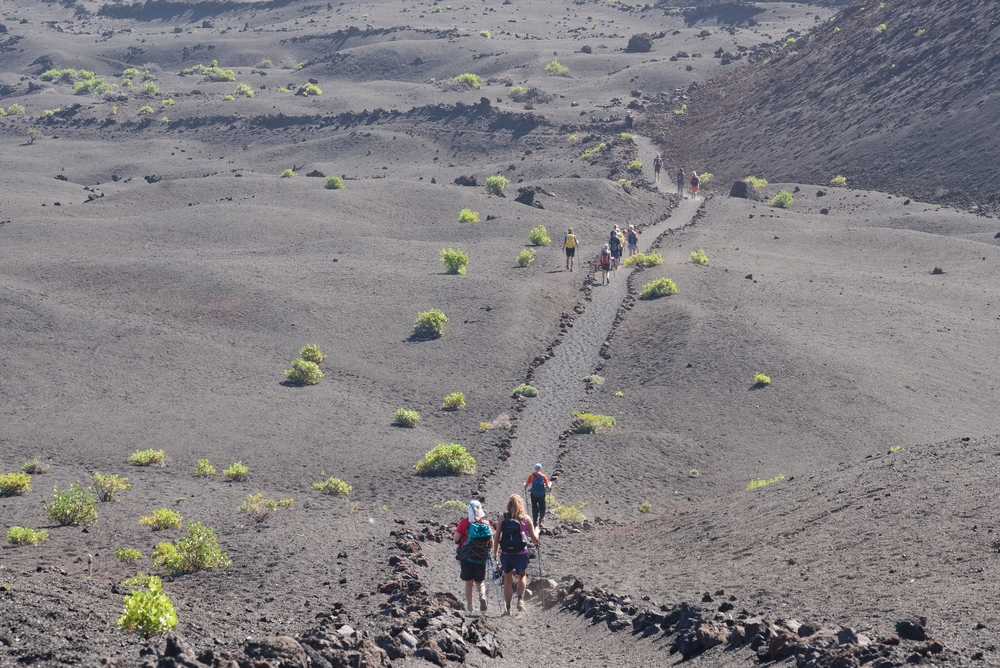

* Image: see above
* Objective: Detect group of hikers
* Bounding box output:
[454,464,552,615]
[563,225,639,285]
[652,153,701,198]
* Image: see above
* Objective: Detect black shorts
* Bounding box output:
[611,250,622,259]
[565,247,576,257]
[460,559,486,582]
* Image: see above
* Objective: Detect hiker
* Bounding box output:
[627,225,639,257]
[599,244,612,284]
[624,111,633,130]
[524,463,552,526]
[608,227,624,271]
[455,500,494,612]
[653,154,663,184]
[690,171,700,199]
[494,494,539,616]
[564,228,578,271]
[676,168,686,197]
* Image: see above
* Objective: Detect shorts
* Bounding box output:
[600,262,611,271]
[500,552,530,575]
[691,185,699,194]
[611,250,622,259]
[565,247,576,257]
[628,243,638,252]
[460,559,486,582]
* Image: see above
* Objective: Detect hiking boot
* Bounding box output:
[466,601,473,612]
[501,607,511,617]
[480,597,488,612]
[517,598,526,612]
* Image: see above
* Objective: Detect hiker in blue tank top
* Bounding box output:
[493,494,539,616]
[524,463,552,527]
[454,500,494,612]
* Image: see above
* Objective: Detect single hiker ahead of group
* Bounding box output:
[524,464,552,527]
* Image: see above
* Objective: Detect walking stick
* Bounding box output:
[536,542,545,609]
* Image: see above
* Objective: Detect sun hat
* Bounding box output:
[534,463,542,470]
[468,499,486,522]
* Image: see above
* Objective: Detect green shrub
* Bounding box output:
[312,477,352,496]
[142,82,159,97]
[830,175,847,187]
[743,176,768,197]
[889,445,903,453]
[294,62,305,71]
[93,473,132,502]
[689,469,701,477]
[747,474,784,490]
[754,372,771,386]
[690,249,709,265]
[583,374,605,385]
[115,548,143,563]
[223,461,250,481]
[619,132,632,141]
[581,143,606,160]
[42,68,80,82]
[517,249,536,267]
[627,160,643,173]
[638,277,678,299]
[440,248,469,274]
[6,104,25,116]
[699,172,713,185]
[41,108,59,118]
[442,391,466,410]
[568,134,578,143]
[511,384,539,398]
[479,30,491,38]
[485,174,509,196]
[74,77,110,94]
[393,408,420,427]
[297,83,322,96]
[239,493,278,523]
[152,521,231,574]
[479,421,491,431]
[285,358,323,384]
[234,83,255,97]
[413,309,449,338]
[6,527,48,546]
[638,500,652,514]
[117,577,178,639]
[128,449,169,467]
[299,344,326,364]
[545,60,569,76]
[614,391,624,398]
[137,105,154,115]
[181,60,236,81]
[434,499,467,512]
[221,94,235,101]
[0,473,31,496]
[22,460,50,475]
[139,508,183,530]
[573,412,616,434]
[415,443,476,476]
[546,494,586,523]
[193,459,215,477]
[121,67,140,77]
[161,98,175,106]
[875,23,887,34]
[325,175,345,189]
[623,253,663,268]
[277,497,294,507]
[281,168,296,178]
[458,208,479,223]
[674,104,687,115]
[528,225,552,246]
[509,85,528,98]
[454,73,481,89]
[45,483,98,526]
[768,190,793,208]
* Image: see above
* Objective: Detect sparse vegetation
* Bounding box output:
[139,508,183,530]
[415,443,476,476]
[181,60,236,81]
[744,176,768,197]
[93,473,132,502]
[440,248,470,274]
[221,94,235,101]
[394,408,421,427]
[161,98,175,106]
[689,469,701,478]
[152,521,231,574]
[619,132,632,141]
[22,460,50,475]
[915,28,926,37]
[41,108,59,118]
[297,82,323,96]
[485,174,509,196]
[517,248,536,267]
[528,225,552,246]
[623,252,663,268]
[141,82,159,97]
[239,493,279,523]
[117,576,177,639]
[6,104,25,116]
[638,500,652,514]
[889,445,903,453]
[546,494,586,523]
[299,344,326,365]
[831,175,847,187]
[747,474,785,490]
[698,173,713,185]
[568,134,578,143]
[690,249,709,265]
[875,23,887,34]
[128,449,169,467]
[627,160,643,172]
[285,358,323,384]
[614,391,624,398]
[234,83,255,97]
[573,412,616,434]
[768,190,794,208]
[45,483,99,526]
[583,374,605,385]
[0,472,31,496]
[281,168,297,178]
[458,208,479,223]
[442,391,466,410]
[454,73,481,89]
[638,277,679,299]
[509,85,528,98]
[27,128,41,144]
[137,105,155,115]
[6,527,48,546]
[116,548,144,563]
[581,143,606,160]
[293,62,305,71]
[674,104,687,115]
[413,309,449,338]
[754,373,771,386]
[312,477,353,496]
[511,384,539,398]
[223,461,250,481]
[434,499,467,512]
[479,30,491,38]
[325,175,345,189]
[544,60,570,76]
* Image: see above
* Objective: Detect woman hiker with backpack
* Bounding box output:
[598,244,612,285]
[494,494,540,616]
[690,170,700,199]
[454,500,495,612]
[524,463,552,527]
[564,228,579,272]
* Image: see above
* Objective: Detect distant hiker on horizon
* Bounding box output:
[609,227,624,271]
[524,464,552,527]
[653,154,663,184]
[627,225,639,257]
[690,171,700,199]
[676,168,686,197]
[455,500,494,613]
[599,244,612,284]
[494,494,539,616]
[564,228,578,272]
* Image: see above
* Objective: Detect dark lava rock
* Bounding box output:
[454,175,478,187]
[816,189,827,197]
[55,174,68,181]
[931,267,945,275]
[730,180,749,198]
[144,175,162,184]
[244,636,310,668]
[896,616,927,641]
[625,33,653,53]
[580,45,592,54]
[305,169,325,177]
[820,208,829,215]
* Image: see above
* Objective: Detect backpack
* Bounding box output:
[691,175,700,186]
[609,235,621,252]
[627,230,637,244]
[530,473,547,498]
[499,515,528,553]
[653,157,662,168]
[458,520,492,564]
[565,233,576,249]
[600,250,611,267]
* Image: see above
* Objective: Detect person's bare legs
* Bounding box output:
[515,570,527,611]
[465,579,474,610]
[503,571,514,613]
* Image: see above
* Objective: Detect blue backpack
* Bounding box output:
[530,473,547,499]
[458,521,492,564]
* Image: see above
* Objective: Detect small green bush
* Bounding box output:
[627,160,643,173]
[117,576,178,639]
[285,358,323,384]
[222,94,235,101]
[875,23,887,34]
[545,60,569,76]
[277,497,294,507]
[137,105,155,115]
[479,30,491,38]
[223,461,250,481]
[690,249,709,265]
[152,521,231,574]
[93,473,132,502]
[442,392,466,410]
[831,175,847,187]
[567,134,578,143]
[674,104,687,115]
[234,83,255,97]
[6,104,26,116]
[638,500,652,514]
[6,527,48,546]
[747,474,784,490]
[509,85,528,98]
[768,190,794,208]
[754,373,771,386]
[619,132,632,141]
[128,449,169,467]
[46,483,98,526]
[312,477,352,496]
[142,82,159,97]
[454,73,481,89]
[485,174,509,196]
[546,494,586,522]
[194,459,216,477]
[413,309,449,338]
[162,98,175,106]
[299,344,326,364]
[638,277,678,299]
[744,176,768,197]
[573,412,616,434]
[121,67,140,77]
[296,83,322,96]
[614,391,624,398]
[139,508,183,530]
[394,408,420,427]
[583,374,605,385]
[239,493,278,523]
[281,168,297,178]
[415,443,476,476]
[440,248,469,274]
[293,62,305,71]
[511,384,539,398]
[528,225,552,246]
[517,249,536,267]
[41,108,59,118]
[325,175,345,189]
[581,143,606,160]
[22,460,50,475]
[434,499,467,512]
[0,472,31,496]
[115,548,144,563]
[459,208,479,223]
[699,172,714,185]
[623,253,663,268]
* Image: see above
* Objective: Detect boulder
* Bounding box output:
[244,636,310,668]
[625,33,653,53]
[896,616,927,641]
[454,175,478,186]
[580,45,592,54]
[730,180,749,198]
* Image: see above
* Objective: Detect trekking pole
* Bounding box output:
[536,542,545,609]
[493,558,505,610]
